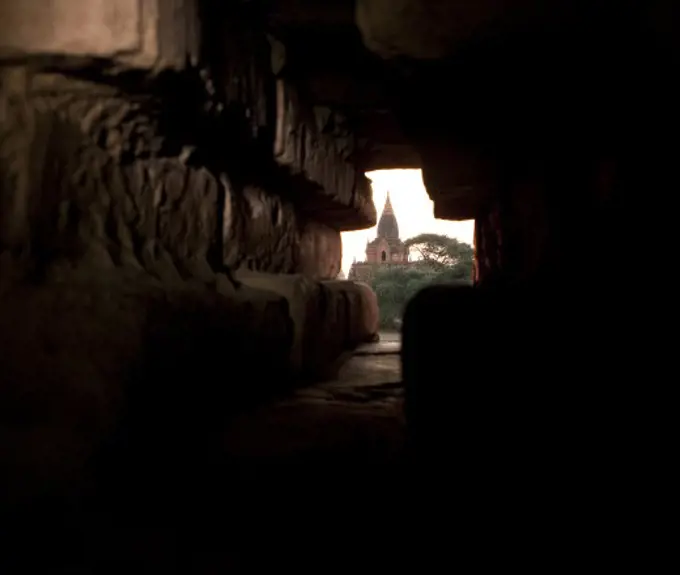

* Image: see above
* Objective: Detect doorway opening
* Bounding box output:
[342,169,475,331]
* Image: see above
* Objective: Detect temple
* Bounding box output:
[349,192,410,281]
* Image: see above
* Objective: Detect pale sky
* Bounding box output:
[341,169,475,275]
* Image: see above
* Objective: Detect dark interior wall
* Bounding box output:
[0,69,340,281]
[0,1,376,282]
[396,3,674,506]
[368,1,670,288]
[0,1,382,516]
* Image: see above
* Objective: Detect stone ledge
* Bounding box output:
[0,269,294,507]
[322,280,380,346]
[0,72,345,280]
[0,267,380,507]
[274,80,377,231]
[236,271,380,380]
[355,340,401,355]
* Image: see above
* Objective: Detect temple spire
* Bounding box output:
[377,191,400,239]
[383,191,394,215]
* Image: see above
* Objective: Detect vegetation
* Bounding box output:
[370,233,474,329]
[404,233,474,269]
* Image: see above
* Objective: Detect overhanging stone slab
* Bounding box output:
[274,80,376,231]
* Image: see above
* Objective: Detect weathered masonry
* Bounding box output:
[0,1,385,504]
[1,1,674,567]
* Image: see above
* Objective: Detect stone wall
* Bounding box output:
[0,71,315,278]
[0,60,359,283]
[275,81,376,230]
[0,4,379,510]
[223,185,342,279]
[0,10,380,374]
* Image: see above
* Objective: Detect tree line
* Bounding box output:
[369,233,474,329]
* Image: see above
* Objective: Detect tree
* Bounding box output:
[369,234,475,329]
[404,233,474,268]
[370,266,435,329]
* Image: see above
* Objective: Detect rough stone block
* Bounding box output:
[353,281,381,341]
[0,87,223,282]
[323,280,380,345]
[0,269,294,508]
[350,173,378,229]
[274,80,376,231]
[235,271,379,379]
[234,271,322,376]
[0,74,343,282]
[297,221,342,280]
[223,185,342,279]
[0,0,201,70]
[223,184,300,274]
[418,141,492,221]
[356,0,514,59]
[0,0,141,58]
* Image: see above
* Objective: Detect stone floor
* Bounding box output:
[223,331,404,462]
[2,333,407,574]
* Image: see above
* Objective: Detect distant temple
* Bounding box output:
[348,192,410,282]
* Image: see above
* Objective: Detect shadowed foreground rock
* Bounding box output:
[0,267,381,508]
